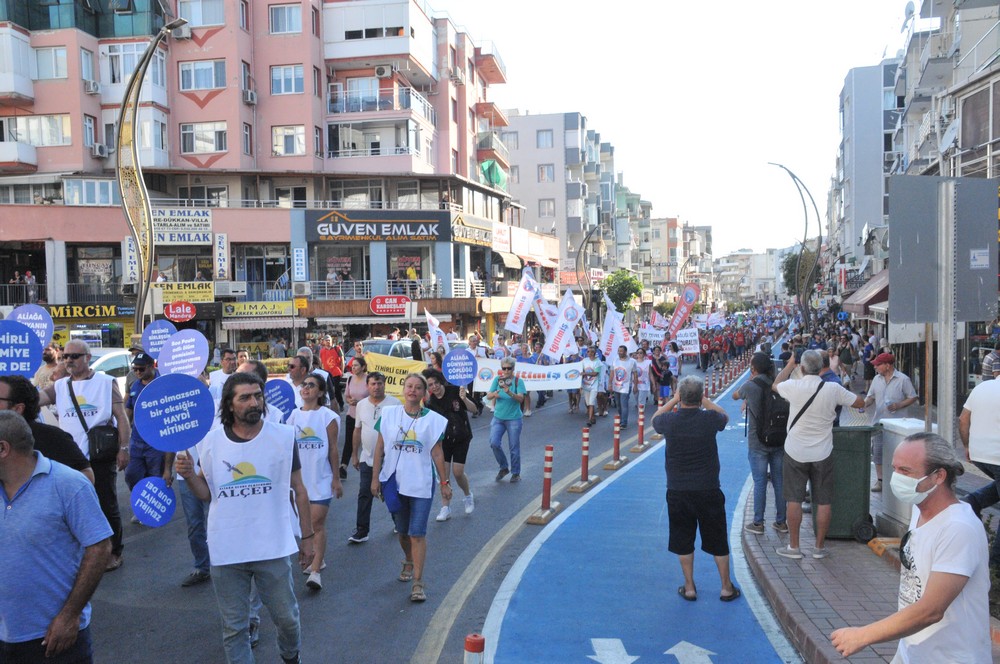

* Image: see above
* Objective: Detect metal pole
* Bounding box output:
[937,181,958,444]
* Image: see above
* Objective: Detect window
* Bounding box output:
[269,4,301,34]
[536,129,553,148]
[239,0,249,29]
[83,116,95,147]
[329,179,383,208]
[509,165,519,184]
[452,149,459,172]
[241,61,251,91]
[7,115,71,146]
[312,7,319,35]
[501,131,518,149]
[270,64,303,95]
[272,125,305,156]
[104,122,116,148]
[108,43,142,84]
[150,48,166,87]
[178,0,224,26]
[451,98,458,123]
[313,126,322,156]
[180,122,227,153]
[35,47,67,80]
[313,66,321,97]
[242,123,253,154]
[140,119,166,150]
[64,179,121,206]
[180,60,226,91]
[539,199,555,217]
[179,185,228,207]
[537,164,554,182]
[80,48,94,82]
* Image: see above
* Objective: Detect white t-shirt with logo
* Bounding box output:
[609,357,637,394]
[355,395,401,466]
[581,357,603,393]
[285,407,340,501]
[53,373,116,458]
[635,359,651,392]
[375,405,447,499]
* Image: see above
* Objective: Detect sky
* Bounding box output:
[428,0,910,256]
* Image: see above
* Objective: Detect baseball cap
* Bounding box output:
[132,352,154,367]
[873,352,895,366]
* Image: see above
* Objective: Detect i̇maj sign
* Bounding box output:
[305,209,450,243]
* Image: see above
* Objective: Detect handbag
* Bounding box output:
[382,472,403,514]
[68,379,119,462]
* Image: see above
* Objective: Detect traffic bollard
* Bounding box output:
[570,426,600,493]
[631,404,650,454]
[464,634,485,664]
[606,414,631,469]
[528,445,562,524]
[649,398,665,441]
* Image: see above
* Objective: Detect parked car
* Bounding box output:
[345,338,468,362]
[89,348,130,395]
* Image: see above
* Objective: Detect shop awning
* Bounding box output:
[518,256,558,269]
[315,315,452,325]
[222,318,309,330]
[842,269,889,316]
[493,252,522,270]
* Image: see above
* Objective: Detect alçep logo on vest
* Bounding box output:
[216,461,273,499]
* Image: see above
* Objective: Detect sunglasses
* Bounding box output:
[501,365,515,370]
[301,382,320,390]
[64,353,87,360]
[131,366,148,372]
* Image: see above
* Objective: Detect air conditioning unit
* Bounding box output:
[173,24,192,39]
[84,80,101,95]
[292,282,311,296]
[449,67,465,86]
[91,143,108,158]
[242,89,257,105]
[374,64,393,79]
[215,281,247,297]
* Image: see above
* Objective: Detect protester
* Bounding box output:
[958,373,1000,572]
[209,348,238,400]
[581,346,603,427]
[609,345,638,429]
[423,368,476,520]
[124,353,166,500]
[340,355,370,480]
[349,371,399,544]
[864,352,918,492]
[32,346,60,390]
[486,357,527,482]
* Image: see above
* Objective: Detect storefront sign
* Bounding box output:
[222,301,295,317]
[294,298,308,311]
[492,223,511,252]
[214,233,229,280]
[305,210,450,243]
[396,256,421,268]
[510,226,529,255]
[123,236,139,284]
[452,215,493,247]
[152,208,213,245]
[154,281,215,304]
[164,301,196,323]
[370,295,410,316]
[48,304,135,318]
[78,259,113,279]
[293,247,308,282]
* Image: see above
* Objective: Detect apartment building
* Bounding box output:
[0,0,557,348]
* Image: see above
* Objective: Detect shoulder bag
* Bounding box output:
[788,381,825,432]
[68,379,119,462]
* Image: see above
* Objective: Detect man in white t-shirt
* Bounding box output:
[209,348,238,400]
[959,376,1000,570]
[832,433,990,663]
[609,345,638,429]
[633,349,652,411]
[349,372,400,544]
[772,350,864,560]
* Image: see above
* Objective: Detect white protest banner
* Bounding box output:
[692,314,709,329]
[581,314,599,344]
[650,310,669,329]
[599,310,637,358]
[675,327,701,355]
[706,311,726,329]
[532,287,558,333]
[473,358,583,392]
[504,267,538,335]
[541,288,582,360]
[425,308,448,352]
[638,322,665,342]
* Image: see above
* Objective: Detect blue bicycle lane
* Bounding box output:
[482,379,801,664]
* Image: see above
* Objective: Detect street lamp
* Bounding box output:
[768,163,823,329]
[577,223,607,316]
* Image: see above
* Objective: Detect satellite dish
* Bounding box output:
[904,1,914,19]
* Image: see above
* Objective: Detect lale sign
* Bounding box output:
[164,301,196,323]
[370,295,410,316]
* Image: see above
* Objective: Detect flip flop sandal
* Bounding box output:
[398,560,414,582]
[720,587,741,602]
[410,581,426,602]
[677,585,697,601]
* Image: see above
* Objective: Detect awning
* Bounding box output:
[536,257,558,269]
[493,252,522,270]
[222,318,309,330]
[315,315,452,325]
[842,269,889,316]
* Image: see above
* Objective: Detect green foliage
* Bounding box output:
[781,248,818,296]
[600,270,643,312]
[654,301,676,316]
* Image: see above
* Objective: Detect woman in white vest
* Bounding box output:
[370,373,449,602]
[285,374,342,592]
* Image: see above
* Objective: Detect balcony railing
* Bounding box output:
[476,131,509,162]
[451,278,486,298]
[244,281,292,302]
[0,283,45,306]
[327,145,418,159]
[327,87,436,125]
[309,280,372,301]
[67,282,120,304]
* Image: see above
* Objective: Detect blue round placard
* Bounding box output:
[10,304,54,348]
[265,379,296,422]
[142,319,177,359]
[158,329,209,377]
[443,348,478,386]
[130,477,177,528]
[133,373,215,452]
[0,319,43,378]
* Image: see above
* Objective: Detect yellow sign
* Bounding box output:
[154,281,215,303]
[362,352,427,397]
[222,301,294,318]
[294,298,308,311]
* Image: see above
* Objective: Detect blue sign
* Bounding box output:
[133,373,215,452]
[0,319,43,378]
[130,477,177,528]
[265,379,296,422]
[10,304,54,348]
[142,319,177,359]
[837,311,849,321]
[158,329,209,377]
[443,348,477,386]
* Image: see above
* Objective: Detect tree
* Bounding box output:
[781,248,818,297]
[654,301,676,316]
[599,269,643,313]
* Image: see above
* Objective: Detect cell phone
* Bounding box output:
[499,377,512,389]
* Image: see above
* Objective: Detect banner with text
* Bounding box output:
[675,327,700,355]
[363,352,429,397]
[666,283,701,339]
[504,267,539,335]
[473,358,583,392]
[155,281,215,304]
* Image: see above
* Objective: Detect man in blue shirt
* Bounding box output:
[124,352,167,496]
[0,410,112,663]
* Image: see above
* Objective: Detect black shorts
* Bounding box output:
[666,488,730,557]
[441,436,471,464]
[864,362,876,380]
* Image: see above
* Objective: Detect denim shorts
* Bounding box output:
[310,498,332,507]
[391,489,435,537]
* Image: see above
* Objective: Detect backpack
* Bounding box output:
[752,376,789,448]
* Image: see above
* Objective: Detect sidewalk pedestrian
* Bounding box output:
[958,374,1000,572]
[349,372,399,544]
[423,368,476,520]
[864,352,918,492]
[486,358,526,482]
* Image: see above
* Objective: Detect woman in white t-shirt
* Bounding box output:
[285,374,342,592]
[371,373,449,603]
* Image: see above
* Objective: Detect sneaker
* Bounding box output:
[812,548,830,559]
[495,468,509,482]
[181,570,211,587]
[435,506,451,522]
[871,480,883,492]
[302,562,327,574]
[348,529,369,544]
[463,493,475,515]
[509,473,520,483]
[339,465,348,480]
[775,545,803,560]
[130,515,141,525]
[772,521,789,534]
[524,409,533,417]
[744,522,765,535]
[249,622,260,649]
[280,654,299,664]
[306,571,322,590]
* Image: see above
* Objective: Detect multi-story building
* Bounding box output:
[681,223,714,308]
[0,0,558,348]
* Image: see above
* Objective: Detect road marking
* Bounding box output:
[664,640,716,663]
[588,638,640,663]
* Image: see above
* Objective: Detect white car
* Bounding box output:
[89,348,131,396]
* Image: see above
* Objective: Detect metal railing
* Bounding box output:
[67,282,120,304]
[451,279,486,298]
[387,278,438,298]
[0,283,45,306]
[327,87,436,125]
[244,281,292,302]
[309,280,372,301]
[327,145,418,159]
[476,131,509,161]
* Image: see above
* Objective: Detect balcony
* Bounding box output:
[0,282,45,306]
[0,141,37,174]
[474,42,507,85]
[476,131,510,168]
[451,278,486,298]
[0,27,33,106]
[67,282,121,305]
[243,282,292,302]
[917,32,954,89]
[474,100,508,127]
[327,87,436,126]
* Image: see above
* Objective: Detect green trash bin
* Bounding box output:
[813,426,878,542]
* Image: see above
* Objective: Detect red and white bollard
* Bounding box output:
[527,445,562,524]
[569,427,601,493]
[649,398,665,441]
[464,634,485,664]
[632,404,650,453]
[606,414,631,469]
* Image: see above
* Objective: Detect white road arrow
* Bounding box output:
[587,638,640,664]
[665,641,716,663]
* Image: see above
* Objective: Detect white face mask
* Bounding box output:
[890,471,937,505]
